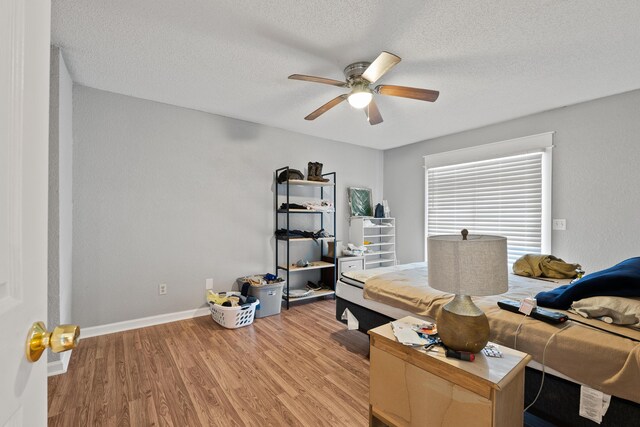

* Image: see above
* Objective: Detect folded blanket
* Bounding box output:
[513,254,581,279]
[536,257,640,309]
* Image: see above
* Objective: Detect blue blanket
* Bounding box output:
[535,257,640,309]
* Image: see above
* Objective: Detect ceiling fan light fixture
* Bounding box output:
[347,85,373,109]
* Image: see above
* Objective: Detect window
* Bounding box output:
[424,133,553,265]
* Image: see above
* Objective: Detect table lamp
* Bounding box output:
[428,230,508,353]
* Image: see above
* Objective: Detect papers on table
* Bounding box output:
[391,320,433,346]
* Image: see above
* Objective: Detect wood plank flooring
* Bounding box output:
[48,299,371,426]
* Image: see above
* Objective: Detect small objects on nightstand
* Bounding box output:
[414,322,438,336]
[391,320,432,346]
[482,344,503,358]
[444,345,475,362]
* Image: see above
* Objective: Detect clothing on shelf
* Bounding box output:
[280,200,334,212]
[280,203,306,210]
[275,228,332,243]
[303,199,334,212]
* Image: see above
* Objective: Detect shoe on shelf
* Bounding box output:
[307,162,318,181]
[306,281,322,291]
[308,161,330,182]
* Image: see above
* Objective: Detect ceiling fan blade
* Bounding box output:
[362,51,401,83]
[289,74,347,87]
[365,99,383,125]
[305,94,348,120]
[375,85,440,102]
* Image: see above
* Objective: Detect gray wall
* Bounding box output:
[48,47,73,360]
[73,86,383,327]
[384,89,640,273]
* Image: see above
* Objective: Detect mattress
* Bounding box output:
[341,263,640,404]
[336,278,434,322]
[340,262,426,287]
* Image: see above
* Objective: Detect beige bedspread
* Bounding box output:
[355,264,640,403]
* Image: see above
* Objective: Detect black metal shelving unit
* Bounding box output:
[275,166,337,309]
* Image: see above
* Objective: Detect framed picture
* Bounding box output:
[348,187,373,217]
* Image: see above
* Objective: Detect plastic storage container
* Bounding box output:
[208,291,259,328]
[248,282,284,318]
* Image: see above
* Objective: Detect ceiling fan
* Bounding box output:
[289,51,439,125]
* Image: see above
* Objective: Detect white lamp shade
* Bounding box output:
[428,234,508,296]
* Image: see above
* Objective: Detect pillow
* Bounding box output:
[570,296,640,329]
[536,257,640,309]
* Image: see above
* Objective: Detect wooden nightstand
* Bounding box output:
[368,317,531,427]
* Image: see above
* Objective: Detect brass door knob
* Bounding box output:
[25,321,80,363]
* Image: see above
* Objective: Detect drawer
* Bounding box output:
[341,259,363,272]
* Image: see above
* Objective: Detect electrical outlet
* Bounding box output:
[158,283,167,295]
[552,219,567,230]
[206,278,214,290]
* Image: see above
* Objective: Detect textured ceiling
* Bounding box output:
[52,0,640,150]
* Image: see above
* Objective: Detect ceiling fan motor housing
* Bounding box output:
[344,62,372,83]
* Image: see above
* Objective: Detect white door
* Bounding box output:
[0,0,51,426]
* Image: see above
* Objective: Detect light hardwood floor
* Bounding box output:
[48,299,370,426]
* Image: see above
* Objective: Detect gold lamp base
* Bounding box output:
[437,295,489,353]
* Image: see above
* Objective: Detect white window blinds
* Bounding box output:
[426,152,544,265]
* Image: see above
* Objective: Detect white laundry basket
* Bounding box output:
[208,292,259,329]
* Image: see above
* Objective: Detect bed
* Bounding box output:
[336,262,640,426]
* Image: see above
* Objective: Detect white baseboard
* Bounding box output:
[48,360,65,376]
[80,306,211,339]
[47,308,209,376]
[47,350,72,377]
